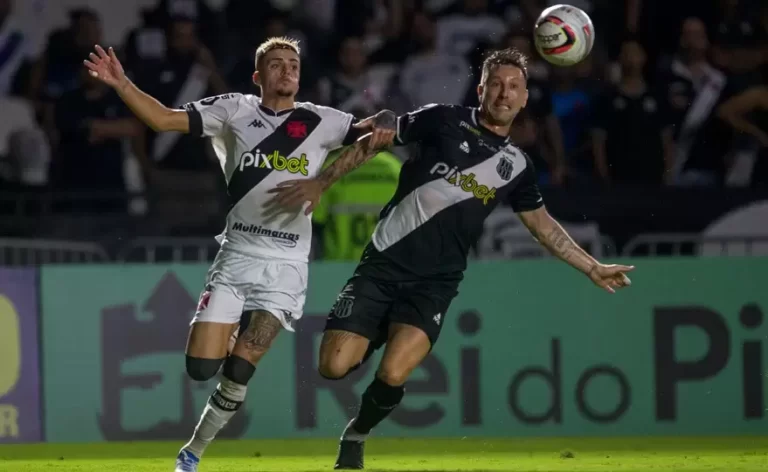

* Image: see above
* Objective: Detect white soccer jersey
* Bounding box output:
[183,94,358,262]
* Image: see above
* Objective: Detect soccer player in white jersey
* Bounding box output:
[83,38,395,472]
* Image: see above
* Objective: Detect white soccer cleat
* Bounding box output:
[175,449,200,472]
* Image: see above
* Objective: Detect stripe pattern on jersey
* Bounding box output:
[372,149,527,251]
[227,107,322,207]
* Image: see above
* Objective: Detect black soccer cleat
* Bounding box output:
[334,440,365,469]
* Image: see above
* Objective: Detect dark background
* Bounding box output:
[1,0,767,262]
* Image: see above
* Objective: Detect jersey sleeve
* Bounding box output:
[182,93,242,138]
[314,105,356,150]
[508,157,544,213]
[394,103,446,145]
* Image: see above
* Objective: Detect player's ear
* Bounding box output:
[522,87,529,108]
[252,71,260,86]
[476,84,483,103]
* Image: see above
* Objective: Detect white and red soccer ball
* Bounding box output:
[533,4,595,67]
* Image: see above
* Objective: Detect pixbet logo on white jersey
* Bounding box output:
[238,149,309,175]
[430,162,497,205]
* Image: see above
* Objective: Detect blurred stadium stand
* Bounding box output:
[1,0,767,265]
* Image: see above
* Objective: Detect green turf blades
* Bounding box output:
[2,437,767,471]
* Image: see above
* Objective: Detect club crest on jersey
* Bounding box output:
[496,155,515,181]
[430,162,497,205]
[331,296,354,319]
[286,121,307,138]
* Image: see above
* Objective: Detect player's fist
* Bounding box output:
[354,110,396,150]
[83,45,128,91]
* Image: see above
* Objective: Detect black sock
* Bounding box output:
[351,376,405,435]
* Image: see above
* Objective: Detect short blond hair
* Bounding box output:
[254,37,301,69]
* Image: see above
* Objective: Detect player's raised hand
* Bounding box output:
[265,179,323,216]
[83,45,128,90]
[353,110,397,150]
[588,263,635,294]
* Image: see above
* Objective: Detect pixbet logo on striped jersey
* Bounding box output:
[430,162,497,205]
[238,150,309,175]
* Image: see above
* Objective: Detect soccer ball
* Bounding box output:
[533,4,594,67]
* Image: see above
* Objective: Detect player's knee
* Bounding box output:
[186,356,224,382]
[222,355,256,385]
[376,365,410,387]
[318,356,356,380]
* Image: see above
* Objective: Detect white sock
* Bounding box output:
[341,418,368,442]
[182,378,247,458]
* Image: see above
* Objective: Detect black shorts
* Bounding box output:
[323,271,459,350]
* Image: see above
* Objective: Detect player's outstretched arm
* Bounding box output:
[265,110,396,215]
[316,110,396,190]
[518,206,634,293]
[83,45,189,133]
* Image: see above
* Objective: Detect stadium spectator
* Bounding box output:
[134,16,227,172]
[51,65,143,213]
[316,36,385,116]
[658,17,729,186]
[148,0,220,53]
[129,16,227,228]
[5,0,767,254]
[0,0,44,98]
[435,0,507,57]
[29,8,104,111]
[591,39,673,186]
[717,84,768,187]
[0,0,50,196]
[122,8,169,74]
[398,12,471,109]
[710,0,766,91]
[549,63,594,185]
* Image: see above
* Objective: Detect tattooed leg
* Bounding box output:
[179,311,281,462]
[231,310,283,365]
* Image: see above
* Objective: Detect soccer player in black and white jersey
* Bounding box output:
[271,48,636,469]
[83,38,395,472]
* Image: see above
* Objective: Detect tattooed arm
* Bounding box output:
[317,110,397,191]
[518,206,597,274]
[265,110,397,215]
[518,206,635,292]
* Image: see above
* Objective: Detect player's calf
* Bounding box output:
[340,324,429,442]
[181,355,255,459]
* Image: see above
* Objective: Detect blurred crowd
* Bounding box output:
[0,0,767,241]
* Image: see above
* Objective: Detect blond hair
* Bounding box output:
[254,37,301,69]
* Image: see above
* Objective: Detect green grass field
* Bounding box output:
[1,437,767,472]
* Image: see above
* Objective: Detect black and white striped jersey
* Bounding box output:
[362,104,544,279]
[183,94,359,262]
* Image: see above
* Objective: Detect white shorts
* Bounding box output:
[191,249,308,332]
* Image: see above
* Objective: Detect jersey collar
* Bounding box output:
[473,108,511,145]
[259,104,295,117]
